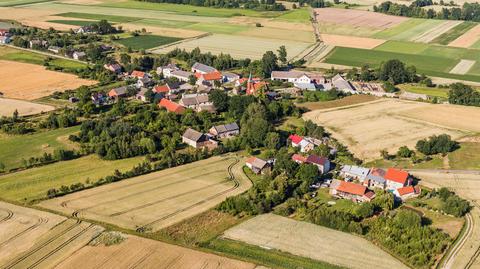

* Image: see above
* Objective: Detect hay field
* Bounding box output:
[39,155,252,232]
[0,201,103,269]
[411,171,480,269]
[302,99,480,160]
[314,8,406,29]
[0,98,54,117]
[0,60,95,100]
[54,233,256,269]
[0,155,144,203]
[224,214,408,269]
[152,34,312,60]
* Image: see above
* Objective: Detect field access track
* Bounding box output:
[39,155,252,232]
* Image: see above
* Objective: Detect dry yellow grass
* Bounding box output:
[0,98,54,117]
[240,27,314,43]
[224,213,409,269]
[320,34,386,49]
[303,99,480,160]
[39,155,252,232]
[0,60,96,100]
[54,234,256,269]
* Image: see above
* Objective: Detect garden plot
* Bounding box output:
[303,99,479,160]
[224,214,408,269]
[450,59,476,74]
[0,98,54,117]
[39,155,252,232]
[314,8,407,29]
[152,34,312,60]
[410,20,462,43]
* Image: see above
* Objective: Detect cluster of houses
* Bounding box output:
[181,123,240,150]
[0,29,11,44]
[331,165,420,202]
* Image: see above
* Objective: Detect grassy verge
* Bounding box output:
[116,35,182,50]
[448,142,480,169]
[397,84,449,98]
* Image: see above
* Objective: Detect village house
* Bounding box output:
[394,186,421,201]
[72,51,86,60]
[306,154,330,174]
[171,70,193,82]
[330,180,376,203]
[29,39,48,49]
[222,72,240,83]
[288,134,314,153]
[48,46,61,54]
[340,165,370,182]
[191,62,217,74]
[365,168,387,189]
[209,123,239,138]
[136,88,149,102]
[75,26,94,34]
[157,63,178,75]
[291,153,307,164]
[0,29,9,36]
[246,157,270,174]
[91,93,107,105]
[331,74,356,94]
[136,77,153,88]
[246,77,268,95]
[271,71,312,84]
[158,98,185,114]
[385,168,411,190]
[154,82,181,96]
[179,94,214,112]
[196,71,223,87]
[108,86,128,98]
[104,63,122,74]
[130,70,148,79]
[182,128,218,149]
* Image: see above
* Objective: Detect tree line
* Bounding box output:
[374,1,480,21]
[136,0,286,11]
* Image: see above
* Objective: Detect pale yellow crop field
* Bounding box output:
[0,98,54,117]
[224,213,408,269]
[303,99,480,160]
[39,155,252,232]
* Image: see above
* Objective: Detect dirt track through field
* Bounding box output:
[450,59,476,74]
[411,20,462,43]
[39,155,252,232]
[224,214,408,269]
[449,24,480,47]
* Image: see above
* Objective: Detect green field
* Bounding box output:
[373,18,444,41]
[116,34,182,50]
[0,0,51,7]
[398,84,449,98]
[132,18,195,28]
[373,18,424,39]
[374,40,430,54]
[0,126,80,170]
[431,22,478,45]
[99,0,283,18]
[48,20,97,27]
[55,12,142,23]
[448,142,480,170]
[0,155,144,203]
[185,22,250,34]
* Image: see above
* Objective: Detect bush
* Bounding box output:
[415,134,458,155]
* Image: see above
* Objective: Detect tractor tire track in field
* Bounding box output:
[0,217,48,248]
[60,157,236,206]
[2,219,82,269]
[67,168,227,216]
[127,249,155,269]
[0,208,14,223]
[136,158,241,232]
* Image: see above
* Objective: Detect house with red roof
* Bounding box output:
[291,154,307,164]
[306,154,330,174]
[158,98,185,114]
[288,134,314,153]
[394,186,421,201]
[130,70,147,79]
[384,168,411,190]
[289,134,303,147]
[330,179,376,202]
[196,71,223,87]
[246,80,268,95]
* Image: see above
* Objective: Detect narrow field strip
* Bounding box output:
[320,34,386,49]
[411,20,462,43]
[449,24,480,48]
[390,19,443,41]
[450,59,476,75]
[431,21,477,45]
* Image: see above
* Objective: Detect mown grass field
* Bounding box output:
[0,126,80,170]
[0,155,144,203]
[373,19,442,41]
[274,8,310,23]
[116,34,182,50]
[431,21,478,45]
[397,84,449,98]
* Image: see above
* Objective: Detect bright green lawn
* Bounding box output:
[185,22,250,34]
[374,40,430,54]
[448,142,480,170]
[99,1,284,18]
[274,8,310,23]
[397,84,449,98]
[116,34,181,50]
[0,126,80,170]
[430,21,477,45]
[47,20,97,27]
[0,47,88,71]
[0,155,144,203]
[55,12,142,23]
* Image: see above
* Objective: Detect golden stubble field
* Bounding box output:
[0,201,103,269]
[224,213,409,269]
[0,60,96,100]
[39,155,252,232]
[303,99,480,160]
[0,98,54,117]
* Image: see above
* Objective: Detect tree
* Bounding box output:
[380,149,392,160]
[12,109,19,122]
[261,51,278,78]
[0,162,5,172]
[277,45,287,65]
[397,146,414,158]
[377,59,416,84]
[266,132,281,150]
[189,74,197,86]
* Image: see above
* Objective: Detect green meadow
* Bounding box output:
[55,12,142,23]
[116,34,182,50]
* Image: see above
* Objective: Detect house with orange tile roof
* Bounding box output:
[330,179,376,202]
[384,168,411,190]
[130,70,148,79]
[394,186,421,201]
[291,154,307,164]
[246,157,270,174]
[158,98,185,114]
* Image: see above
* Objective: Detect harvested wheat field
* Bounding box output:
[0,201,103,269]
[410,171,480,269]
[320,34,386,49]
[303,99,480,160]
[39,155,252,232]
[314,8,407,29]
[224,214,408,269]
[411,20,462,43]
[0,60,96,100]
[449,24,480,47]
[0,98,54,117]
[55,233,256,269]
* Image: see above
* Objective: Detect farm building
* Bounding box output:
[246,157,270,174]
[223,72,240,83]
[306,154,330,174]
[331,74,356,94]
[108,86,128,98]
[330,180,376,203]
[75,26,94,34]
[182,128,218,149]
[0,36,10,44]
[136,88,149,102]
[158,98,185,114]
[48,46,61,54]
[136,77,153,88]
[209,123,240,138]
[340,165,370,182]
[0,29,9,36]
[271,71,312,84]
[394,186,421,201]
[191,62,217,74]
[289,134,303,147]
[179,94,212,111]
[130,70,148,79]
[385,168,411,190]
[72,51,86,60]
[365,168,387,189]
[104,63,122,74]
[196,71,223,86]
